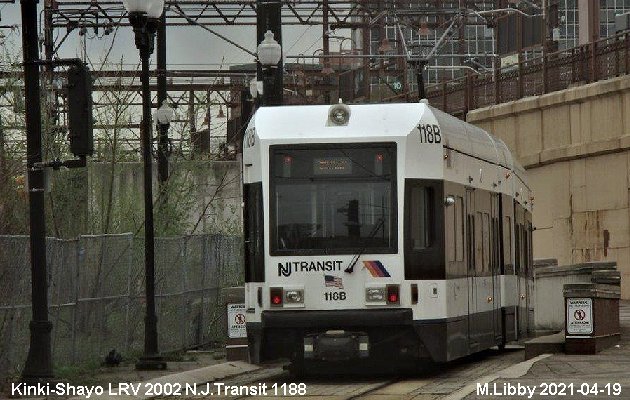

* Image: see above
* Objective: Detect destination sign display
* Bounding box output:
[313,157,353,175]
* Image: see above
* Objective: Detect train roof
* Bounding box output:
[429,106,524,172]
[252,102,527,186]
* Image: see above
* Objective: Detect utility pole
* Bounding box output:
[256,0,283,106]
[322,0,331,104]
[156,13,169,185]
[415,60,427,100]
[21,0,54,381]
[578,0,600,45]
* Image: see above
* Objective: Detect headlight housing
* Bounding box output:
[285,289,304,304]
[327,101,351,126]
[365,287,386,302]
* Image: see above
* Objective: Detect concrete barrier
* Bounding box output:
[534,261,617,334]
[564,283,621,354]
[222,287,248,361]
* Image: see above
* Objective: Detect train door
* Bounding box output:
[526,216,535,336]
[501,194,517,343]
[465,188,478,351]
[477,199,493,348]
[515,205,528,338]
[491,194,502,345]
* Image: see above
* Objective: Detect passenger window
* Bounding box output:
[515,224,521,275]
[503,216,512,267]
[455,196,464,261]
[475,211,483,273]
[446,195,455,261]
[244,183,264,282]
[482,213,490,273]
[410,187,433,249]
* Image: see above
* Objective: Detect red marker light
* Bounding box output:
[386,285,400,305]
[376,154,384,162]
[270,287,283,307]
[283,155,293,164]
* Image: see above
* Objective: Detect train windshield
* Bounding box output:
[270,144,397,254]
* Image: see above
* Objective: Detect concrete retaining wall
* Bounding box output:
[467,75,630,299]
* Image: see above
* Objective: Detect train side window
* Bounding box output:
[244,182,264,282]
[515,223,521,275]
[503,216,512,268]
[475,211,483,273]
[523,224,528,276]
[455,196,464,262]
[410,186,433,249]
[527,221,534,277]
[467,214,475,271]
[446,195,455,261]
[482,213,490,273]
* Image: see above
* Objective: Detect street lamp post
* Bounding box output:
[155,103,174,160]
[123,0,167,370]
[156,13,169,186]
[257,30,282,106]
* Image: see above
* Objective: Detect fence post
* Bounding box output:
[542,51,548,94]
[615,35,620,77]
[584,46,589,81]
[72,237,83,364]
[200,235,208,345]
[470,74,477,110]
[517,52,524,99]
[125,234,133,354]
[494,66,500,104]
[571,48,577,83]
[181,237,188,350]
[590,41,597,82]
[464,74,470,116]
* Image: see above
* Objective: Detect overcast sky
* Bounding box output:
[1,3,346,69]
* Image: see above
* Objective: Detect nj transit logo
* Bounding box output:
[277,260,343,277]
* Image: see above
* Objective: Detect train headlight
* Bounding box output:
[328,101,351,126]
[365,287,386,302]
[285,289,304,304]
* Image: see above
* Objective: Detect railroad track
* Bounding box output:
[158,347,525,400]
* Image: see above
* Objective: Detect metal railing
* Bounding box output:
[420,32,630,119]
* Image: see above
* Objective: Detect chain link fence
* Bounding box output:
[0,233,243,381]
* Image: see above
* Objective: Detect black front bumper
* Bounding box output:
[247,309,419,362]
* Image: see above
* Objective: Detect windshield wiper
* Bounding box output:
[344,218,385,274]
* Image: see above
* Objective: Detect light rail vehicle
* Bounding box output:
[242,101,534,370]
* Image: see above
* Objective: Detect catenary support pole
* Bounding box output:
[21,0,54,381]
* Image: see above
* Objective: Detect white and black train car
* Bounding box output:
[242,102,534,367]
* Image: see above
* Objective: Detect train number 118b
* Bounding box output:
[418,124,442,144]
[325,291,346,301]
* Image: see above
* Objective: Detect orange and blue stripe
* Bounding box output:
[363,260,391,277]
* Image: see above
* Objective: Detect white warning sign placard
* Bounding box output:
[567,297,593,335]
[227,303,247,339]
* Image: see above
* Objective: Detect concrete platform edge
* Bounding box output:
[442,354,552,400]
